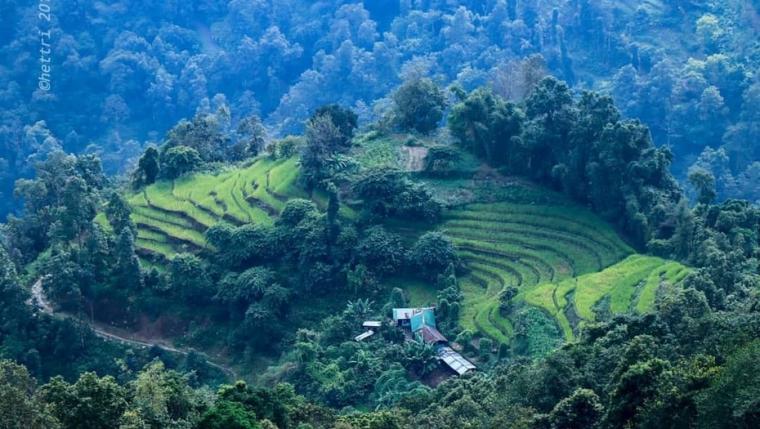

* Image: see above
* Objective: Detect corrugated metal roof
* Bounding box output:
[363,321,382,328]
[354,330,375,342]
[437,346,476,375]
[419,325,447,344]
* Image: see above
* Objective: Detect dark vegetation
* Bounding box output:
[2,1,758,219]
[0,1,758,428]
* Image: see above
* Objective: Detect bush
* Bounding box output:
[277,199,318,227]
[270,136,302,159]
[424,146,461,177]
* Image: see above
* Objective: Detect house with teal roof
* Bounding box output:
[391,306,476,375]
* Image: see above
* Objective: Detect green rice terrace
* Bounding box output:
[97,156,352,263]
[440,200,689,345]
[97,135,690,349]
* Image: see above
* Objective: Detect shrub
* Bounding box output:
[277,199,318,227]
[424,146,461,177]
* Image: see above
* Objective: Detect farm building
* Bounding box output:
[392,307,435,327]
[437,346,477,375]
[354,330,374,342]
[355,320,383,342]
[409,308,448,345]
[392,307,476,376]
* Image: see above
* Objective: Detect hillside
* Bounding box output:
[100,131,689,357]
[96,156,353,264]
[4,66,758,428]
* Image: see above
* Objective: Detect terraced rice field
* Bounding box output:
[121,156,342,262]
[441,201,638,344]
[522,255,690,340]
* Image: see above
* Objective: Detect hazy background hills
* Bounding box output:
[1,0,758,218]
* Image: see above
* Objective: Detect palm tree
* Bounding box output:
[345,298,374,321]
[403,341,439,377]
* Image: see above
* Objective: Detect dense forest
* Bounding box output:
[1,1,759,428]
[2,0,759,218]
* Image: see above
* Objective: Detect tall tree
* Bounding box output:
[300,115,343,193]
[393,78,447,134]
[114,228,142,290]
[134,147,160,187]
[104,191,136,236]
[311,104,358,149]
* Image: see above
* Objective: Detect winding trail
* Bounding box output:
[28,278,237,380]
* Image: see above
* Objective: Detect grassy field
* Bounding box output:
[112,156,331,263]
[439,197,642,344]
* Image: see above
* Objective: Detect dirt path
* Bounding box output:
[28,278,237,379]
[402,146,429,171]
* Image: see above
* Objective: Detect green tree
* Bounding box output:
[277,199,319,227]
[40,373,128,429]
[388,287,407,309]
[0,360,60,429]
[105,191,136,236]
[354,169,440,221]
[326,184,340,248]
[161,145,202,179]
[300,115,343,192]
[198,401,259,429]
[114,228,143,290]
[230,115,267,161]
[410,232,459,280]
[134,147,160,187]
[605,359,669,428]
[479,338,494,359]
[311,104,358,149]
[215,267,282,315]
[131,361,201,428]
[402,341,439,377]
[163,113,228,162]
[499,286,519,313]
[423,145,460,177]
[169,253,212,301]
[448,87,524,166]
[347,264,378,296]
[118,410,148,429]
[696,341,760,428]
[549,388,603,429]
[43,249,84,310]
[355,226,407,276]
[393,78,447,134]
[59,176,96,242]
[688,167,717,205]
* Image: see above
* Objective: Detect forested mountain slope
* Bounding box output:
[1,0,759,425]
[2,71,758,427]
[2,1,758,218]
